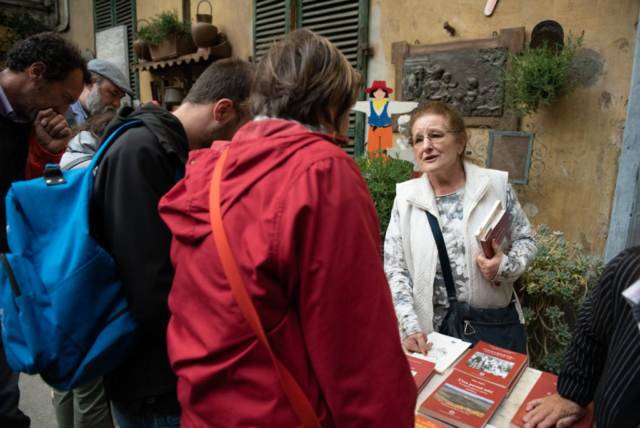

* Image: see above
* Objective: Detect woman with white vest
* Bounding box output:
[384,101,537,355]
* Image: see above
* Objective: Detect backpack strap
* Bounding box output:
[61,155,94,171]
[208,147,321,428]
[89,121,142,169]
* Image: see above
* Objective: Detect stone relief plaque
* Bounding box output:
[402,47,507,117]
[391,27,525,130]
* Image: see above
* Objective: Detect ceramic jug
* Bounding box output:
[133,19,151,62]
[191,0,219,53]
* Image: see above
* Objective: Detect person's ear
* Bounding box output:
[28,62,47,83]
[212,99,234,123]
[457,132,467,155]
[86,76,97,91]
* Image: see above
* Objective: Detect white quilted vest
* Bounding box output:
[394,161,524,336]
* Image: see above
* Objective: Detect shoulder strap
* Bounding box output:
[209,147,321,428]
[425,211,457,301]
[61,155,94,171]
[89,120,141,169]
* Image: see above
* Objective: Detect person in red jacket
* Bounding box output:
[159,29,417,427]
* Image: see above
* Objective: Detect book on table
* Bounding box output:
[410,332,472,375]
[474,200,511,259]
[415,414,456,428]
[407,355,437,393]
[454,341,528,396]
[510,372,595,428]
[418,369,508,428]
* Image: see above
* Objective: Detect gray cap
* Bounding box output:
[87,59,134,97]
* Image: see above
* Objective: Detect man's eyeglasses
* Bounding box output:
[409,130,461,147]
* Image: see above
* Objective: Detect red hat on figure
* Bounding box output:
[365,80,393,94]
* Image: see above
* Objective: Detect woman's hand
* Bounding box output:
[403,333,433,355]
[476,239,503,281]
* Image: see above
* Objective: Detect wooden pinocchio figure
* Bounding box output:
[352,80,417,156]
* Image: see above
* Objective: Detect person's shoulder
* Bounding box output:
[103,125,159,157]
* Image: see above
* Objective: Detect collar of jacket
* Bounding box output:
[232,118,347,146]
[405,161,491,214]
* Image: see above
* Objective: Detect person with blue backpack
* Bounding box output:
[0,33,90,428]
[89,58,255,428]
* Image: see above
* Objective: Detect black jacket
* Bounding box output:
[91,104,189,411]
[0,114,30,253]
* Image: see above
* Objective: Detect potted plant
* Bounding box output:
[356,151,414,248]
[501,31,584,117]
[138,9,195,61]
[519,225,605,373]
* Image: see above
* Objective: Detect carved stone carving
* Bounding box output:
[402,47,507,117]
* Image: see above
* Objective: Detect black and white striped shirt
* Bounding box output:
[558,247,640,427]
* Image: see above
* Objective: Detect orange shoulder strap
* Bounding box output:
[208,147,322,428]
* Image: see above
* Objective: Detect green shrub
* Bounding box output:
[519,225,605,373]
[356,151,414,245]
[138,9,191,46]
[501,31,584,117]
[0,8,48,58]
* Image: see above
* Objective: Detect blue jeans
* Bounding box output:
[111,402,181,428]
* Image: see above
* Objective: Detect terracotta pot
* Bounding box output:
[133,19,151,63]
[191,0,218,53]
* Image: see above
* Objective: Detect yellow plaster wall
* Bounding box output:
[371,0,639,256]
[190,0,253,62]
[60,0,95,55]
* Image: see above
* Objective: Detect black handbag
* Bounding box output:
[425,211,527,354]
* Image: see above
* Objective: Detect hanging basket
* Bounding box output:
[148,34,196,61]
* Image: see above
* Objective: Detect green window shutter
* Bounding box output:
[93,0,139,99]
[297,0,369,158]
[253,0,291,62]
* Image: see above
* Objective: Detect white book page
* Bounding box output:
[411,332,471,374]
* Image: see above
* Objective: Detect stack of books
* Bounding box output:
[418,341,528,428]
[510,372,594,428]
[415,414,454,428]
[475,200,511,259]
[407,355,436,394]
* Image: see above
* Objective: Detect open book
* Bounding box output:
[411,332,471,375]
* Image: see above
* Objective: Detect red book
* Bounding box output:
[415,414,454,428]
[454,341,528,392]
[408,355,437,393]
[475,202,511,259]
[419,369,508,428]
[510,372,595,428]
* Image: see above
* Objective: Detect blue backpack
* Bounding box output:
[0,121,142,390]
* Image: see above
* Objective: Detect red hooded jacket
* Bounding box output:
[159,120,416,427]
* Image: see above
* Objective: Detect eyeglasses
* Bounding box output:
[409,130,461,147]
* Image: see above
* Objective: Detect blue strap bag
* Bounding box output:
[0,121,142,390]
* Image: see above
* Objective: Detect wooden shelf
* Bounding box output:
[130,41,232,72]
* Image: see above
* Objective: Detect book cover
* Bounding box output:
[510,373,595,428]
[478,209,511,259]
[407,355,437,393]
[419,369,507,428]
[475,200,502,240]
[410,332,471,374]
[415,414,454,428]
[454,341,528,390]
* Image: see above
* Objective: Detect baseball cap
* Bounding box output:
[87,59,134,97]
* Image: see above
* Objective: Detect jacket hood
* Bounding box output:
[66,131,98,156]
[97,104,189,164]
[159,119,343,245]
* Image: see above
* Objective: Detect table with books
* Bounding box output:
[407,333,594,428]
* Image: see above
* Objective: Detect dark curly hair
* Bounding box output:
[6,33,91,85]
